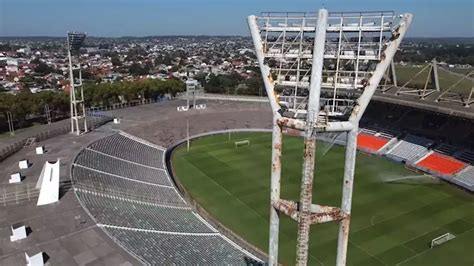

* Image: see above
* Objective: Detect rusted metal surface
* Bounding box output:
[248,8,413,266]
[324,121,354,132]
[269,115,283,265]
[277,117,306,131]
[274,199,348,224]
[336,126,358,265]
[248,15,280,114]
[295,9,328,266]
[309,208,347,224]
[273,199,298,221]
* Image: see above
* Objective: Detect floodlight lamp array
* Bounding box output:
[253,11,400,117]
[67,32,86,51]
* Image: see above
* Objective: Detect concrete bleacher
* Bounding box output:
[77,191,211,233]
[386,135,433,162]
[455,150,474,165]
[103,227,256,265]
[72,132,262,264]
[74,149,171,186]
[453,166,474,190]
[72,166,185,206]
[88,133,165,168]
[434,144,458,156]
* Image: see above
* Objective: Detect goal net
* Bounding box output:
[235,140,250,148]
[430,232,455,248]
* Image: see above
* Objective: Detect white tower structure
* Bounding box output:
[186,79,198,108]
[248,9,412,265]
[67,32,88,135]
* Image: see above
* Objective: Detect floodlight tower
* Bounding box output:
[186,79,198,108]
[248,9,412,265]
[67,32,88,135]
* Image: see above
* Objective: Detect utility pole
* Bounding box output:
[44,104,52,124]
[7,111,14,136]
[186,119,190,152]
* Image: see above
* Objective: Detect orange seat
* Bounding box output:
[357,133,389,152]
[417,153,466,175]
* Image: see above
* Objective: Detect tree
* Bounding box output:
[34,62,55,75]
[129,63,149,76]
[243,77,264,96]
[193,72,207,87]
[30,58,41,65]
[10,89,35,127]
[111,55,122,67]
[154,55,164,66]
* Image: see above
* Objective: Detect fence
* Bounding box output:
[0,115,112,163]
[86,98,166,114]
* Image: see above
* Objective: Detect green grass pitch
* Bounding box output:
[171,132,474,265]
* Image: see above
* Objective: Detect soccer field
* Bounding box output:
[171,132,474,265]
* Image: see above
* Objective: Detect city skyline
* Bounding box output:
[1,0,473,37]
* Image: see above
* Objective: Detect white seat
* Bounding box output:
[9,173,21,184]
[25,252,44,266]
[35,146,45,155]
[10,225,27,242]
[19,160,29,169]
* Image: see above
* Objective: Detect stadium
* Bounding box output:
[1,8,474,266]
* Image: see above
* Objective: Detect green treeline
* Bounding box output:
[0,78,185,130]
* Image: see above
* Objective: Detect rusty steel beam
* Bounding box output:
[268,116,283,265]
[295,9,328,266]
[274,199,348,224]
[248,14,284,266]
[278,117,354,133]
[273,199,298,221]
[249,8,412,266]
[309,208,347,224]
[335,126,358,265]
[277,117,306,131]
[248,15,281,114]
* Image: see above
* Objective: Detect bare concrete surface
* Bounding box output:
[0,131,139,265]
[102,99,272,147]
[0,119,71,151]
[0,99,273,266]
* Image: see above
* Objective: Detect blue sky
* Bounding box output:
[0,0,473,37]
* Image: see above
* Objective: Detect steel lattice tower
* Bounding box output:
[67,32,88,135]
[248,9,412,265]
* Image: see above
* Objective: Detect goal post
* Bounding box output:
[235,140,250,148]
[431,232,455,248]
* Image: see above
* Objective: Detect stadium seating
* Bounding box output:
[434,144,457,156]
[104,227,253,265]
[453,166,474,188]
[455,150,474,165]
[416,152,466,175]
[386,135,433,162]
[72,166,185,206]
[78,191,210,233]
[75,149,171,186]
[357,133,390,153]
[72,133,261,264]
[88,133,165,168]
